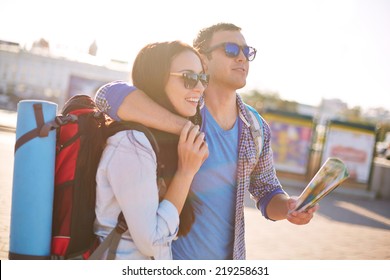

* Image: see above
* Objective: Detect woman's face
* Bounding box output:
[165,50,206,117]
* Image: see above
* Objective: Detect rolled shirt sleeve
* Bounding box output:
[94,81,137,121]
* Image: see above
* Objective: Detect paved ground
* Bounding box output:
[0,109,389,260]
[244,187,390,260]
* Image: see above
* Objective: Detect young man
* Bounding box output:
[95,23,318,260]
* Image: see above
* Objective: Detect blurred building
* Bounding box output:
[0,40,130,110]
[316,98,348,125]
[365,107,390,123]
[296,103,317,118]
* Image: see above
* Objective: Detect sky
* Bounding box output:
[1,0,390,111]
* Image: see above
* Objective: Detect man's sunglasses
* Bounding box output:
[170,72,210,89]
[204,42,257,62]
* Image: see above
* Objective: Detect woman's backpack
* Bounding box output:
[9,95,162,260]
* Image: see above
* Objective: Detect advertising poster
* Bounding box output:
[321,121,376,184]
[264,112,314,175]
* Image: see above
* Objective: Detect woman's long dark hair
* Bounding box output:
[132,41,204,236]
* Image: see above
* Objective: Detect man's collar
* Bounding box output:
[199,93,252,127]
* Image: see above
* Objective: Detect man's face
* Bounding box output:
[203,30,249,91]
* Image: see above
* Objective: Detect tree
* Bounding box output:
[243,89,298,113]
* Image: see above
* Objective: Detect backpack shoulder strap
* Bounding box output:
[106,121,160,157]
[107,120,166,196]
[88,213,128,260]
[243,104,264,161]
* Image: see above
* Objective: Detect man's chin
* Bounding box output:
[236,81,246,90]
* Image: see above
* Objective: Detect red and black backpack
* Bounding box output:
[10,94,162,260]
[50,94,106,259]
[51,94,163,259]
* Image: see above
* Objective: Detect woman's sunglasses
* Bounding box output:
[170,72,210,89]
[204,42,257,62]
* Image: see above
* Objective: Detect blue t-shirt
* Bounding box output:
[172,107,239,260]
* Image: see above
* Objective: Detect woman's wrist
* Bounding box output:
[174,168,196,183]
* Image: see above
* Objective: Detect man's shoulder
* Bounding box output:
[244,104,260,117]
[240,102,264,125]
[239,101,271,142]
[241,102,270,128]
[235,94,261,118]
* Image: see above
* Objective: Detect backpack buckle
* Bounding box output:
[55,114,78,126]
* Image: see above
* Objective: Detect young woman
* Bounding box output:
[93,41,209,259]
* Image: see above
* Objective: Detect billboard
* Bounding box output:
[264,111,314,175]
[321,121,376,184]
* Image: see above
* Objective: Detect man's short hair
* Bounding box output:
[193,23,241,54]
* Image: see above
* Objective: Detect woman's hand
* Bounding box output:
[177,121,209,178]
[164,122,208,214]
